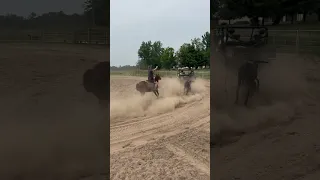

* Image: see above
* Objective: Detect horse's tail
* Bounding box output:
[136,81,144,92]
[83,69,94,92]
[136,82,140,91]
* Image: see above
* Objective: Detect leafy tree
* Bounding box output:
[221,0,280,25]
[137,32,210,70]
[300,0,320,22]
[160,47,176,69]
[211,0,221,19]
[218,3,239,23]
[137,41,164,69]
[83,0,109,26]
[191,38,207,68]
[150,41,164,67]
[202,32,210,67]
[0,12,89,30]
[176,43,197,68]
[220,0,320,25]
[202,32,210,50]
[137,41,153,68]
[28,12,37,20]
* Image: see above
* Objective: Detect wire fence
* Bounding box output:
[110,69,211,79]
[267,30,320,53]
[214,29,320,53]
[0,28,109,45]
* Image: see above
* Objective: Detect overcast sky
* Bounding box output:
[0,0,85,16]
[110,0,209,66]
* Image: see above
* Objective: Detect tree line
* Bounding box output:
[137,32,210,70]
[0,0,107,29]
[212,0,320,25]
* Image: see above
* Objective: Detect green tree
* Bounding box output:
[221,0,280,25]
[201,32,210,50]
[211,0,221,19]
[137,41,164,69]
[27,12,37,20]
[176,43,197,68]
[201,32,210,67]
[150,41,164,67]
[218,3,239,23]
[191,38,207,68]
[160,47,176,69]
[83,0,109,26]
[137,41,153,68]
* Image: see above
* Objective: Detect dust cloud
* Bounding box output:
[211,53,312,143]
[110,78,207,122]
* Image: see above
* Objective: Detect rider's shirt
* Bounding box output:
[148,70,154,83]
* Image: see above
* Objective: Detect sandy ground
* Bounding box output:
[211,51,320,180]
[0,43,108,180]
[110,76,210,179]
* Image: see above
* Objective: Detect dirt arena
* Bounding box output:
[211,51,320,179]
[110,76,210,179]
[0,43,108,180]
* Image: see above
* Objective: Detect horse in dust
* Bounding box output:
[183,77,195,95]
[235,60,268,106]
[184,79,192,95]
[83,61,109,107]
[136,74,161,97]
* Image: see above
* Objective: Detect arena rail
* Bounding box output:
[110,69,211,79]
[0,28,109,45]
[213,29,320,53]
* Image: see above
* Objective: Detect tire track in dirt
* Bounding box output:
[110,100,209,152]
[166,143,210,175]
[110,76,210,180]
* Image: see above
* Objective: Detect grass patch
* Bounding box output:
[110,69,210,79]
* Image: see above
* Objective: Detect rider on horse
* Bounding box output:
[147,65,158,90]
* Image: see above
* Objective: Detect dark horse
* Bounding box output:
[83,61,109,107]
[183,77,193,95]
[136,74,161,97]
[235,60,268,106]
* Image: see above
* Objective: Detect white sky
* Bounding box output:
[110,0,209,66]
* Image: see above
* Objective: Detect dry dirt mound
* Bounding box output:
[211,52,320,179]
[110,76,210,180]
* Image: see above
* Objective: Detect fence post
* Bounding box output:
[296,29,299,53]
[73,31,77,44]
[41,30,44,42]
[104,32,108,44]
[273,35,275,45]
[88,28,91,44]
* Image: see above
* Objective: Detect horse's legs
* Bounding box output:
[256,78,260,93]
[186,85,190,95]
[244,87,250,106]
[140,91,145,96]
[235,78,241,104]
[153,90,159,98]
[155,82,158,90]
[184,81,191,95]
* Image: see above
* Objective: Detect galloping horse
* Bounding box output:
[83,61,109,107]
[183,77,193,95]
[136,74,161,97]
[235,60,268,106]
